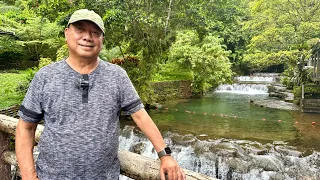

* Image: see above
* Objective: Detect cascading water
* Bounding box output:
[119,126,319,180]
[215,84,268,94]
[235,73,280,83]
[216,74,279,94]
[235,76,276,83]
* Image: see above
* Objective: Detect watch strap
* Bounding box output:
[157,147,171,158]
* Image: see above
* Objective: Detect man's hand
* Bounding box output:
[160,156,186,180]
[131,110,186,179]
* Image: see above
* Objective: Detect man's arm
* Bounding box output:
[15,119,39,180]
[131,108,186,180]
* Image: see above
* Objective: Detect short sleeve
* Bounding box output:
[118,68,144,115]
[18,73,44,123]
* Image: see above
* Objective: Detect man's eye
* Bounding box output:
[92,31,102,37]
[76,27,83,31]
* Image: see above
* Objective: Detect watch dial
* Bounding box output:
[165,147,172,154]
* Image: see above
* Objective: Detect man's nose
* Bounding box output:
[82,30,93,40]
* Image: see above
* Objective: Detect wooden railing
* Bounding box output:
[0,114,217,180]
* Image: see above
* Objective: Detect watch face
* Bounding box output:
[165,147,172,154]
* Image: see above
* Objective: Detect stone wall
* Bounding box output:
[153,80,192,101]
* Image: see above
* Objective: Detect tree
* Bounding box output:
[169,30,233,95]
[0,0,64,70]
[242,0,320,73]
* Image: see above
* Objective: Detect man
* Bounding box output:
[16,9,185,180]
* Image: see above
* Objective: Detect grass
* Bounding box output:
[0,70,28,109]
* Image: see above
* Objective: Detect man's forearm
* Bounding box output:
[131,109,166,152]
[15,120,38,179]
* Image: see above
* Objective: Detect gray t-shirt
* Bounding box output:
[18,60,144,180]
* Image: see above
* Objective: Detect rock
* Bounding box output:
[227,158,251,173]
[171,134,197,146]
[252,99,300,111]
[250,155,284,172]
[129,142,145,154]
[274,146,302,157]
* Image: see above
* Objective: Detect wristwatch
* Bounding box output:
[157,147,172,158]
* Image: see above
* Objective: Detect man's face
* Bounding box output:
[64,20,104,59]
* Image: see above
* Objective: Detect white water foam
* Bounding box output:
[119,126,320,180]
[215,84,268,94]
[236,76,276,83]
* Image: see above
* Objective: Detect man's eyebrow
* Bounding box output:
[72,22,83,26]
[72,22,101,31]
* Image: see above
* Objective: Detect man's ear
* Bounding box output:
[100,37,104,50]
[64,28,68,41]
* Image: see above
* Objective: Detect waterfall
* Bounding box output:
[235,76,276,83]
[215,74,281,94]
[215,84,268,94]
[235,73,280,83]
[119,126,320,180]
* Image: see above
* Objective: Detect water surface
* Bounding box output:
[142,92,320,153]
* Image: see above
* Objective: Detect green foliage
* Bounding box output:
[152,62,193,82]
[303,86,320,98]
[293,86,301,104]
[99,46,122,61]
[3,0,319,101]
[243,0,320,73]
[111,56,155,103]
[0,71,28,109]
[169,30,233,95]
[56,44,69,61]
[280,52,315,89]
[0,1,64,69]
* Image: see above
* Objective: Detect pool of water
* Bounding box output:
[140,92,320,153]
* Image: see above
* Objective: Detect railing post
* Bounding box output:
[0,131,11,180]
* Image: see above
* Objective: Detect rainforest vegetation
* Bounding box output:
[1,0,320,105]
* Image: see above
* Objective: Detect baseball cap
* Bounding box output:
[67,9,105,34]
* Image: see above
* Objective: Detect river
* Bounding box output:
[119,80,320,180]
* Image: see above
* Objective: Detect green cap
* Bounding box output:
[67,9,105,33]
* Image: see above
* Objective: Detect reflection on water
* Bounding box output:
[144,93,320,152]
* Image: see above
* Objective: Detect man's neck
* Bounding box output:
[66,56,100,74]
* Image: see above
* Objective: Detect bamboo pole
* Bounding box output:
[0,114,217,180]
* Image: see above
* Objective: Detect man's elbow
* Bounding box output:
[16,119,38,136]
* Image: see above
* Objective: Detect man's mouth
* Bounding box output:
[79,44,94,47]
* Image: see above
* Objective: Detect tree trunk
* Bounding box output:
[164,0,173,35]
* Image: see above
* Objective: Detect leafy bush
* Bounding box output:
[56,44,69,61]
[293,86,301,105]
[169,30,233,95]
[111,55,155,103]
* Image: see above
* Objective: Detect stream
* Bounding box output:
[119,75,320,180]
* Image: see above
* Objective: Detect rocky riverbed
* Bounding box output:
[250,84,301,111]
[120,126,320,180]
[250,99,300,111]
